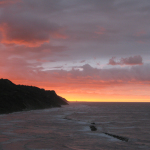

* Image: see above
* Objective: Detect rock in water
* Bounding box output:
[0,78,68,114]
[104,132,129,142]
[90,125,97,131]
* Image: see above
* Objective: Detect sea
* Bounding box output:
[0,102,150,150]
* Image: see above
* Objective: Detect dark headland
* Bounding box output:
[0,78,68,114]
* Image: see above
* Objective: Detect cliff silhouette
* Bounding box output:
[0,79,68,114]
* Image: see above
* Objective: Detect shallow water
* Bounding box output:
[0,102,150,150]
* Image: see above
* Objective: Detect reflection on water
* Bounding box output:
[0,102,150,150]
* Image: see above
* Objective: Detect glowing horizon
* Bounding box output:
[5,78,149,102]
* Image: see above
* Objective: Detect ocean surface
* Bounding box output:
[0,102,150,150]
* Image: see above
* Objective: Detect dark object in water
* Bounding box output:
[104,132,129,142]
[90,125,97,131]
[0,78,68,114]
[91,122,95,125]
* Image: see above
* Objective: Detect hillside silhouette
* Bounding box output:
[0,79,68,114]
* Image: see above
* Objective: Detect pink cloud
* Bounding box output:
[0,0,20,5]
[8,63,150,83]
[80,60,86,63]
[108,55,143,66]
[0,15,67,47]
[136,30,146,37]
[95,26,106,35]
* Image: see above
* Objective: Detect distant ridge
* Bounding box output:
[0,78,68,114]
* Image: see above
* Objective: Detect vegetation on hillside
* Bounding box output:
[0,79,68,114]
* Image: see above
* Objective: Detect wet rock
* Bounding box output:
[104,132,129,142]
[90,125,97,131]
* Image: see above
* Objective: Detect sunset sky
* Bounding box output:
[0,0,150,102]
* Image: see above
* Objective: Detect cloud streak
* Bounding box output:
[108,55,143,66]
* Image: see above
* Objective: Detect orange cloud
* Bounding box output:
[0,23,48,47]
[0,17,67,47]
